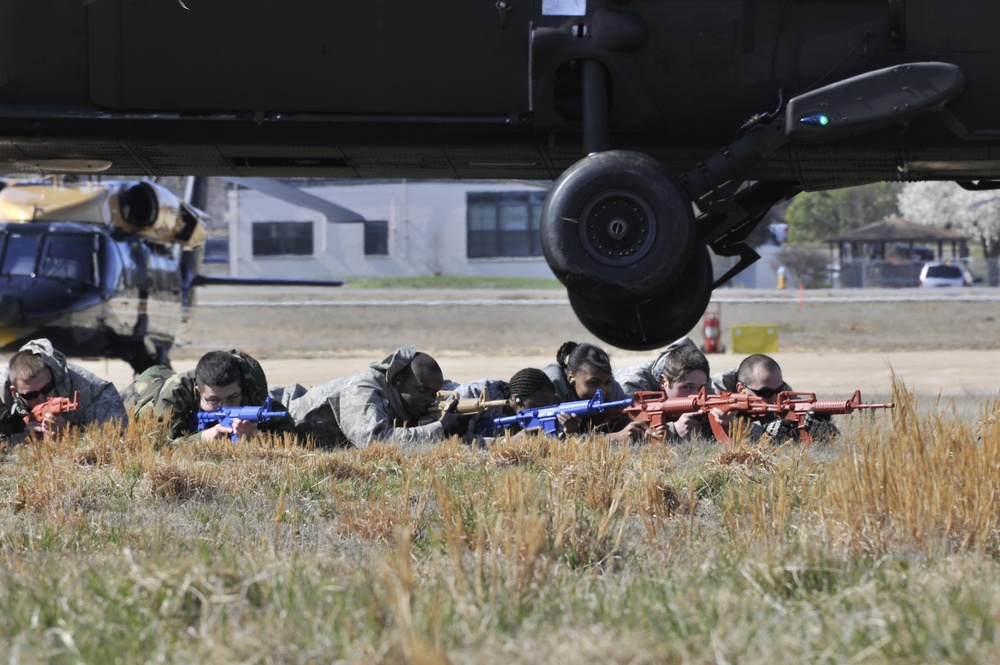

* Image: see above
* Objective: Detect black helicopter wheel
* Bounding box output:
[541,150,695,303]
[567,245,713,351]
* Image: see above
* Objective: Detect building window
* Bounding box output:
[467,191,545,258]
[252,221,313,257]
[365,220,389,256]
[202,236,230,264]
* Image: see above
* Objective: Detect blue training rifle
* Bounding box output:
[193,397,288,442]
[492,389,634,436]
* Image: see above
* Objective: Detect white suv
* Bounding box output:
[918,262,969,288]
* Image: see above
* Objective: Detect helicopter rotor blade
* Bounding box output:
[220,177,366,225]
[190,275,344,287]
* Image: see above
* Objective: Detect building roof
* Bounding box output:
[826,215,969,243]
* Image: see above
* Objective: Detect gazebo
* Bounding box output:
[826,215,969,261]
[825,216,970,287]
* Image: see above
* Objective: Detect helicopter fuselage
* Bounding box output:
[0,221,185,368]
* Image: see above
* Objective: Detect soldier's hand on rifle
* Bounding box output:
[38,413,68,440]
[229,417,259,440]
[803,411,838,442]
[764,418,799,442]
[709,407,733,429]
[673,412,703,438]
[646,421,665,443]
[557,412,582,435]
[440,399,469,437]
[200,423,234,442]
[609,420,648,443]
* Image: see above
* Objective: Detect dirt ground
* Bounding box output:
[68,285,1000,400]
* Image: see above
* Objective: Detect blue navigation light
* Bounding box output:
[799,113,830,127]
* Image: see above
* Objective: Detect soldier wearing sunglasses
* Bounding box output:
[0,338,126,443]
[711,354,791,403]
[711,354,836,442]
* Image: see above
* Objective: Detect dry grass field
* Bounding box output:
[3,286,1000,662]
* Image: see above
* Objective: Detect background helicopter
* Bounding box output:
[0,1,999,349]
[0,176,345,373]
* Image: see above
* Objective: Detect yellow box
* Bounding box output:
[731,325,779,354]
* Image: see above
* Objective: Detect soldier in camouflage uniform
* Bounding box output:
[646,342,717,442]
[542,341,643,442]
[710,354,836,443]
[283,346,468,449]
[710,354,792,397]
[433,376,509,438]
[122,349,294,443]
[441,367,571,439]
[613,337,700,396]
[0,338,126,444]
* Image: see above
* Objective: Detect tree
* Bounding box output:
[773,245,832,288]
[896,182,1000,258]
[783,183,901,243]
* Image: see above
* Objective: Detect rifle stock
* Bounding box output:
[427,390,508,419]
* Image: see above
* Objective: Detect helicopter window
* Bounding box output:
[0,233,41,276]
[39,234,96,283]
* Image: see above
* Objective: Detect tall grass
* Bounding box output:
[1,384,1000,662]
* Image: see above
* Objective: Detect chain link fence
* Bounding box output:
[835,259,999,287]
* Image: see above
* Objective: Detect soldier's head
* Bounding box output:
[736,354,784,404]
[658,345,710,399]
[195,351,244,412]
[506,368,557,411]
[394,352,444,419]
[8,350,56,409]
[555,341,614,400]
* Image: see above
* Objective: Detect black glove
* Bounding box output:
[764,418,799,442]
[803,411,838,442]
[439,400,470,437]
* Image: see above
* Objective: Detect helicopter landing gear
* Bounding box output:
[566,246,713,350]
[540,150,695,303]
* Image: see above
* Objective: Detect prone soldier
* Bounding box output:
[0,338,126,444]
[283,346,469,449]
[121,349,294,443]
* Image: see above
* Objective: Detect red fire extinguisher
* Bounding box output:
[702,303,724,354]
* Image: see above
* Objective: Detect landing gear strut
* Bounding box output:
[541,61,964,350]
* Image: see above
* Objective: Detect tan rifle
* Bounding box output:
[426,390,508,419]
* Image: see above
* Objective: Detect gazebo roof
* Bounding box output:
[826,216,969,243]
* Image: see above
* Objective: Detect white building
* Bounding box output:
[227,179,556,280]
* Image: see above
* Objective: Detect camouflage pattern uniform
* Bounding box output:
[0,338,126,443]
[613,337,700,395]
[284,346,449,449]
[446,377,509,437]
[122,349,294,442]
[541,363,630,435]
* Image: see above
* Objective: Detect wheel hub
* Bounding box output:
[578,189,657,267]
